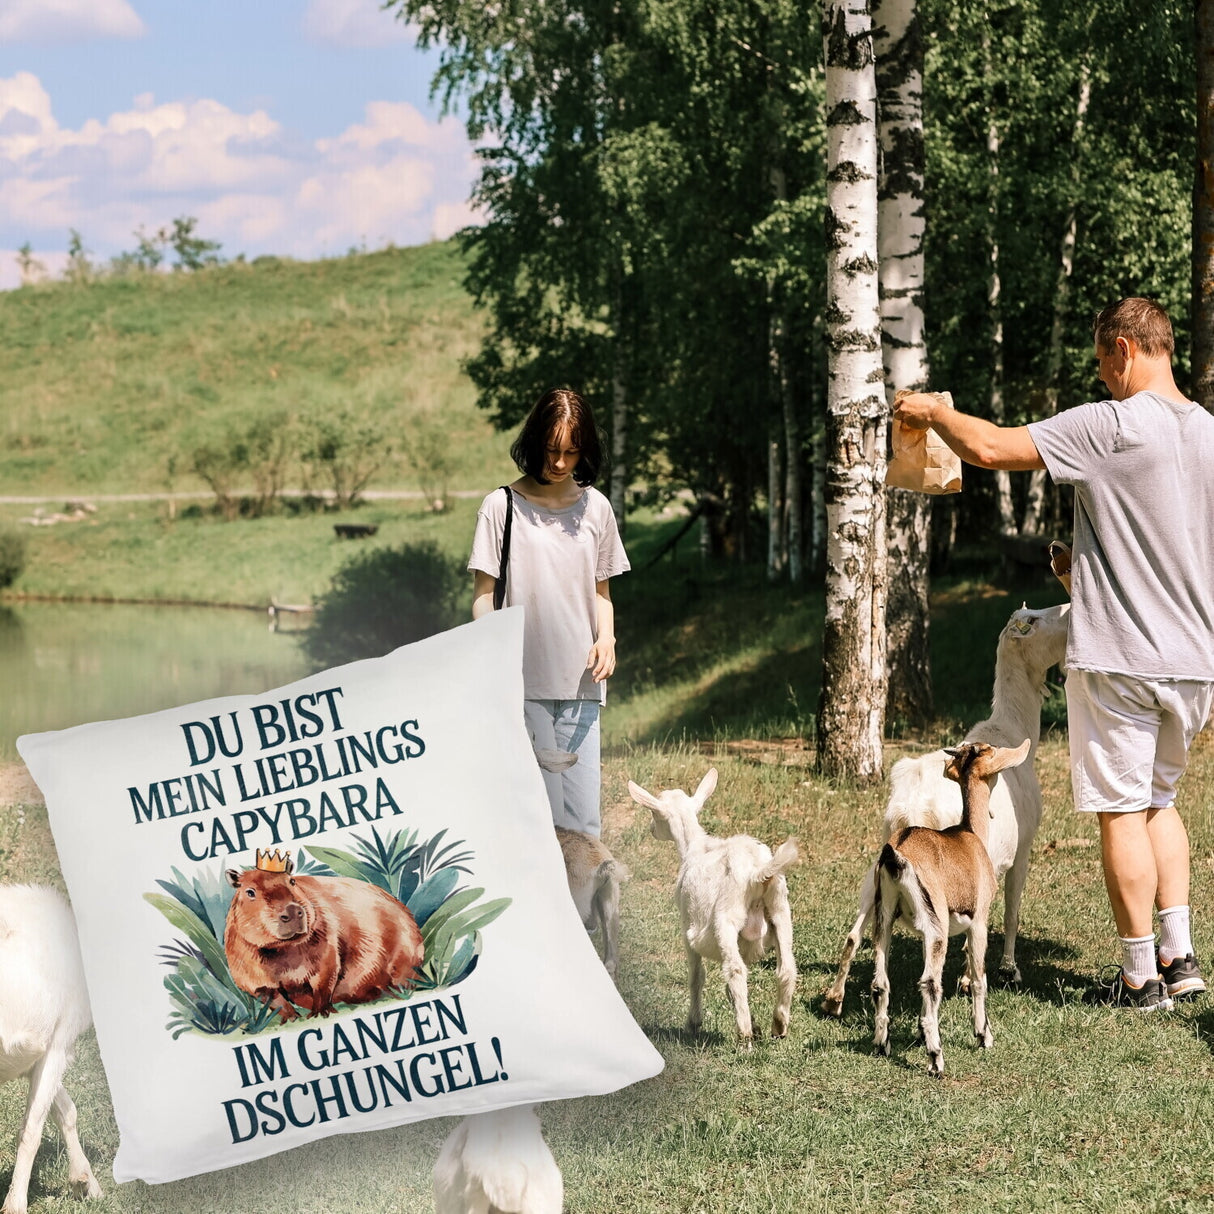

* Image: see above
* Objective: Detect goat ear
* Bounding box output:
[692,767,718,807]
[988,738,1032,773]
[627,779,662,811]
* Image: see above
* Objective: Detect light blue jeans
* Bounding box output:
[523,698,602,836]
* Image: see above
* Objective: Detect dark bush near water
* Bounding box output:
[0,530,27,589]
[303,541,463,668]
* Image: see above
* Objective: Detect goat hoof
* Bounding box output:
[873,1039,891,1058]
[736,1036,754,1052]
[997,964,1021,988]
[976,1023,994,1049]
[821,994,843,1018]
[957,976,972,998]
[928,1055,944,1078]
[71,1172,103,1200]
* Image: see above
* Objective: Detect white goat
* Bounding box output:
[554,827,628,981]
[871,739,1030,1076]
[0,885,101,1214]
[823,602,1068,1016]
[433,1104,562,1214]
[628,768,799,1047]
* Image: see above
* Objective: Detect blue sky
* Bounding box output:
[0,0,479,287]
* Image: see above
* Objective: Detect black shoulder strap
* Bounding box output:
[493,485,514,610]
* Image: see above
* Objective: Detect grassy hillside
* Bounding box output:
[0,241,508,496]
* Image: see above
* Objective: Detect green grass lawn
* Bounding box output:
[0,242,504,499]
[4,729,1214,1213]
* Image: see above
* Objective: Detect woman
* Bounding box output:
[468,388,628,836]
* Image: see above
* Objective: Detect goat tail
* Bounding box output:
[877,842,906,879]
[758,837,800,884]
[596,857,630,886]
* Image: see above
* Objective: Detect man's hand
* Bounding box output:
[893,391,941,431]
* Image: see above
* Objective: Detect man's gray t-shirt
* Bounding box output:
[1028,391,1214,679]
[469,485,630,702]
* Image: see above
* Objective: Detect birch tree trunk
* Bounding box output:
[817,0,887,780]
[1195,0,1214,411]
[985,31,1016,536]
[1023,65,1090,533]
[769,164,804,584]
[874,0,932,727]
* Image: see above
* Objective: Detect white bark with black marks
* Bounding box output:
[817,0,887,780]
[875,0,931,727]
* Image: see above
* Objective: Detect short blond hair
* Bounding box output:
[1092,297,1174,358]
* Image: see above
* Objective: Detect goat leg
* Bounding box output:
[920,933,948,1078]
[968,919,995,1050]
[4,1051,68,1214]
[871,888,894,1059]
[822,865,875,1017]
[720,941,755,1049]
[997,846,1031,986]
[685,944,705,1035]
[51,1087,101,1200]
[768,885,797,1038]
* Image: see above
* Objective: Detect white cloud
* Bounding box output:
[301,0,416,48]
[0,0,145,43]
[0,74,481,279]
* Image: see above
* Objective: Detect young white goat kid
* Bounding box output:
[433,1104,562,1214]
[0,885,101,1214]
[823,602,1068,1015]
[555,827,628,981]
[871,739,1031,1077]
[628,769,798,1047]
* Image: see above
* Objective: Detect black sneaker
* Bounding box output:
[1087,967,1174,1011]
[1160,954,1207,1000]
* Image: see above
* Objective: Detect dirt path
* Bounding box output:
[0,760,42,806]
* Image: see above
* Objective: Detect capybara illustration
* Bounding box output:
[224,849,424,1021]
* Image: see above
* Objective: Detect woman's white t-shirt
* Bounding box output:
[469,485,630,702]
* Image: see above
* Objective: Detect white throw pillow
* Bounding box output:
[19,607,662,1185]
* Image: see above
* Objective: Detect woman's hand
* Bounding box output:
[587,636,616,683]
[590,579,616,682]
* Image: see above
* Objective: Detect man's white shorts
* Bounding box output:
[1066,669,1214,813]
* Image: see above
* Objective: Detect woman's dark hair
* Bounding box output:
[510,388,604,486]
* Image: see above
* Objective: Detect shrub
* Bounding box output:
[303,541,463,668]
[0,530,27,589]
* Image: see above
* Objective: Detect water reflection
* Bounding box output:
[1,602,313,760]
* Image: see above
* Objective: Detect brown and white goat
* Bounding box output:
[555,827,628,981]
[628,768,799,1047]
[870,739,1030,1078]
[823,603,1068,1016]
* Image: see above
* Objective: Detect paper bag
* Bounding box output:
[886,390,963,494]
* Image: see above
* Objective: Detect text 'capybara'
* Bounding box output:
[224,850,424,1022]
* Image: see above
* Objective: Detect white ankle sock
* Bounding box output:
[1158,905,1193,964]
[1120,934,1157,986]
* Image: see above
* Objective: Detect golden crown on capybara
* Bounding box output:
[224,852,424,1022]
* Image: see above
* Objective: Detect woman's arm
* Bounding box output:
[587,580,616,682]
[472,570,497,620]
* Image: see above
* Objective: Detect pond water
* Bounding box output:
[0,602,314,761]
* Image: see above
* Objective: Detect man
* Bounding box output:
[895,297,1214,1010]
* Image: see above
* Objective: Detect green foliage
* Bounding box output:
[163,215,222,271]
[300,409,388,508]
[304,826,503,992]
[144,824,507,1038]
[64,229,93,286]
[302,540,463,668]
[0,530,26,589]
[188,411,296,520]
[401,413,458,510]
